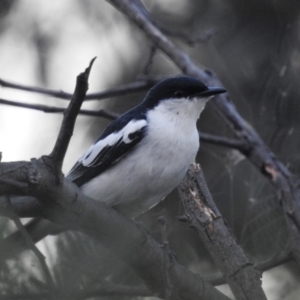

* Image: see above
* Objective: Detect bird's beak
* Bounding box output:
[197,87,226,97]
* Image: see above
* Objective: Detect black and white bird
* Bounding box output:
[67,76,226,217]
[6,76,226,249]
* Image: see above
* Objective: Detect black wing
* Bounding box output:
[67,115,147,187]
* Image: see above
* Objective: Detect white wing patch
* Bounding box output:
[80,119,147,167]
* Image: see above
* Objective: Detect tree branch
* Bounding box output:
[0,162,230,300]
[0,77,157,101]
[0,98,119,120]
[108,0,300,266]
[49,58,95,170]
[4,197,54,292]
[84,78,157,100]
[199,131,248,151]
[0,196,42,218]
[206,250,293,286]
[178,163,267,300]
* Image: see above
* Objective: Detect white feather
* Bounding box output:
[80,119,147,167]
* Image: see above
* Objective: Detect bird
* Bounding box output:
[4,76,226,253]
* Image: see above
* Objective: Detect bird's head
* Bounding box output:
[143,76,226,109]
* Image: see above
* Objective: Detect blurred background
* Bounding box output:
[0,0,300,299]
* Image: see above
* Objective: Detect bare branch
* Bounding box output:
[0,98,119,120]
[0,77,72,100]
[4,197,55,291]
[85,79,158,100]
[0,160,230,299]
[0,196,42,218]
[178,163,267,300]
[199,131,248,151]
[255,250,292,272]
[142,45,156,75]
[0,77,157,101]
[206,250,293,286]
[50,58,95,169]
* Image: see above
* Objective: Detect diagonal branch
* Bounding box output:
[4,196,54,291]
[49,58,96,170]
[108,0,300,266]
[178,163,267,300]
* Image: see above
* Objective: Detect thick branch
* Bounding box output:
[178,163,267,300]
[0,160,229,300]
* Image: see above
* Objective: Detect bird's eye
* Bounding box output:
[174,90,184,97]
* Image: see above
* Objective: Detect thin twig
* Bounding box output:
[0,78,72,99]
[256,250,292,272]
[0,98,119,120]
[85,79,158,100]
[142,45,156,75]
[0,77,157,101]
[160,26,218,45]
[199,131,249,151]
[50,58,96,169]
[4,196,55,292]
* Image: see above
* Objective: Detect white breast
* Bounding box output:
[81,97,207,217]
